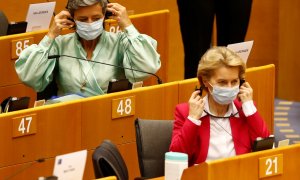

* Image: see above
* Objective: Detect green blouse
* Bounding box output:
[15,25,161,97]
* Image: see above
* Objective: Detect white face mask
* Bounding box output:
[75,18,104,40]
[208,83,239,105]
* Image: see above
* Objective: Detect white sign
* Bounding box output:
[53,150,87,180]
[227,40,254,64]
[26,2,56,32]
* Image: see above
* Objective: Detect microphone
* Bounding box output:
[4,158,46,180]
[48,54,163,84]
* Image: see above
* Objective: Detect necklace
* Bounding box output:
[80,60,97,91]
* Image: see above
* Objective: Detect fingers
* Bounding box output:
[240,82,251,89]
[188,91,205,119]
[56,10,72,19]
[238,82,253,102]
[190,90,200,99]
[106,3,132,28]
[48,10,74,39]
[239,82,253,94]
[55,18,74,29]
[106,3,123,18]
[107,3,123,12]
[189,91,203,104]
[54,10,74,29]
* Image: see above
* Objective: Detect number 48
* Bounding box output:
[117,99,132,115]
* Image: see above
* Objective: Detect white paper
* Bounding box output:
[278,139,290,147]
[25,2,56,32]
[227,40,254,64]
[53,150,87,180]
[132,81,143,89]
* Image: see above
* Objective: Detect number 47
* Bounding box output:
[18,117,32,134]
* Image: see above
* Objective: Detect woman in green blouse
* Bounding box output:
[15,0,161,97]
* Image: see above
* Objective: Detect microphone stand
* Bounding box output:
[4,158,45,180]
[48,54,163,84]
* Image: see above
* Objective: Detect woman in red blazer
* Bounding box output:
[169,47,270,166]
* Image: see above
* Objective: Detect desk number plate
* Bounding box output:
[112,96,135,119]
[12,114,37,138]
[11,37,34,60]
[259,154,283,178]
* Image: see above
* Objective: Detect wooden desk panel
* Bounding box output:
[0,30,47,87]
[81,82,178,150]
[178,78,199,104]
[84,142,141,180]
[245,64,275,133]
[0,101,82,167]
[0,158,55,180]
[0,84,36,108]
[83,150,95,180]
[0,144,139,180]
[182,144,300,180]
[118,142,141,180]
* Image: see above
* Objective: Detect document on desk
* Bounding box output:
[45,94,84,105]
[227,40,254,64]
[25,2,56,32]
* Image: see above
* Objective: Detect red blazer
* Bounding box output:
[169,100,270,166]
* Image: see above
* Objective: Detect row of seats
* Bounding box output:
[0,64,275,179]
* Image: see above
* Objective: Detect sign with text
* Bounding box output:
[227,40,253,64]
[26,2,56,32]
[12,114,37,138]
[112,96,135,119]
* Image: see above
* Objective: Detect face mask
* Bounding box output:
[75,18,104,40]
[208,83,239,105]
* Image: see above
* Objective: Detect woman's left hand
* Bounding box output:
[107,3,132,29]
[238,82,253,103]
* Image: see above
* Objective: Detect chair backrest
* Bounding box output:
[0,11,9,36]
[135,118,174,178]
[92,140,128,180]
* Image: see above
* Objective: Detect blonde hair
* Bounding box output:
[197,47,246,87]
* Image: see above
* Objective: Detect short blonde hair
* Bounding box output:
[197,47,246,87]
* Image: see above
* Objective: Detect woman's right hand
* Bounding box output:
[47,10,75,39]
[188,91,204,120]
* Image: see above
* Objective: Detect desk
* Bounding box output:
[0,81,178,180]
[81,81,178,179]
[0,65,275,179]
[182,144,300,179]
[0,100,82,168]
[151,144,300,180]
